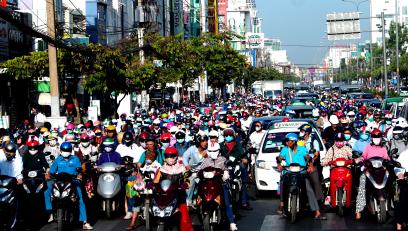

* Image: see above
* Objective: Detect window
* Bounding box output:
[403,6,407,15]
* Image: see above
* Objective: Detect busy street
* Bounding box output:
[2,0,408,231]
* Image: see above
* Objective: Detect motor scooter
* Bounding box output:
[96,162,123,218]
[196,166,224,231]
[150,173,183,231]
[0,175,18,230]
[280,161,307,224]
[21,169,47,229]
[52,173,79,231]
[226,156,242,213]
[327,158,353,216]
[134,167,156,231]
[363,157,394,224]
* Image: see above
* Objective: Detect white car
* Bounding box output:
[254,120,328,192]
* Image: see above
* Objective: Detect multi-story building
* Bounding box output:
[370,0,408,44]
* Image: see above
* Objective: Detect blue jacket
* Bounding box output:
[50,155,81,175]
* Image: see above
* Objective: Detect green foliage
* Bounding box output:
[1,51,49,79]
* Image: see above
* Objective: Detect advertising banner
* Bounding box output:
[245,32,264,48]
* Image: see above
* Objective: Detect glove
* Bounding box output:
[222,170,229,182]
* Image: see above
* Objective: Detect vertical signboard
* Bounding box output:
[173,0,183,35]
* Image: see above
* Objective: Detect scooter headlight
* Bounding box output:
[53,188,60,198]
[203,171,215,179]
[336,161,345,167]
[103,174,115,183]
[61,188,71,198]
[289,166,301,172]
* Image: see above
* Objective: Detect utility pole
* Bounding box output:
[396,0,400,94]
[46,0,60,117]
[381,12,388,98]
[138,27,148,110]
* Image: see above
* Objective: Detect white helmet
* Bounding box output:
[394,117,408,128]
[208,130,219,138]
[207,142,220,160]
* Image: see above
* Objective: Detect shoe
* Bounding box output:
[230,223,238,231]
[83,223,94,230]
[125,224,137,230]
[47,214,54,223]
[241,205,253,211]
[355,212,361,220]
[123,212,132,220]
[313,215,327,220]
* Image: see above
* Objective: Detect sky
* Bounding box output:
[256,0,370,66]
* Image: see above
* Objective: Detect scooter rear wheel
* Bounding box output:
[144,199,151,231]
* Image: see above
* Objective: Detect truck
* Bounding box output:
[261,80,284,99]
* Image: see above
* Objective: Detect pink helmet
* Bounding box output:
[208,120,214,126]
[66,123,75,130]
[80,134,90,142]
[166,122,175,129]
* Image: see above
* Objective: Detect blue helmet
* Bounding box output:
[60,142,73,152]
[285,133,299,141]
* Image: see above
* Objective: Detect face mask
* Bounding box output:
[49,140,57,147]
[136,122,142,127]
[394,135,401,140]
[255,126,261,132]
[335,141,345,148]
[177,139,185,144]
[185,125,190,129]
[299,132,305,138]
[344,134,351,141]
[81,142,90,148]
[145,159,152,165]
[104,147,113,152]
[209,150,219,160]
[29,150,38,155]
[360,134,369,141]
[67,130,73,134]
[313,117,319,121]
[165,158,176,165]
[386,120,391,125]
[162,142,170,149]
[61,151,71,158]
[225,136,234,143]
[373,138,382,145]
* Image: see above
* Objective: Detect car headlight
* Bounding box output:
[256,160,270,169]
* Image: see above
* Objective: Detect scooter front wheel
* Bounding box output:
[377,200,387,224]
[56,208,64,231]
[290,194,297,223]
[105,199,112,219]
[337,188,344,217]
[145,199,151,231]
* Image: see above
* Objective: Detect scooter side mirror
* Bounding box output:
[391,148,399,155]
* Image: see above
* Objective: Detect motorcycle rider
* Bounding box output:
[197,142,238,231]
[322,115,343,149]
[388,126,408,156]
[321,133,352,166]
[298,124,323,206]
[343,127,356,148]
[43,134,60,165]
[77,134,98,163]
[352,129,371,154]
[116,131,144,220]
[220,128,251,210]
[277,133,326,220]
[97,138,122,166]
[248,121,265,151]
[240,111,252,135]
[354,129,390,220]
[394,145,408,230]
[174,130,192,157]
[156,147,193,231]
[0,143,23,183]
[47,142,93,230]
[183,131,208,207]
[137,136,165,166]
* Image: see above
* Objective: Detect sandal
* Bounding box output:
[313,215,327,220]
[125,225,137,230]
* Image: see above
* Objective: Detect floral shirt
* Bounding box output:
[321,145,352,166]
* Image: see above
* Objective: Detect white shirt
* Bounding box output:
[116,143,145,163]
[34,112,46,123]
[249,130,266,150]
[0,150,23,180]
[397,149,408,170]
[240,117,253,132]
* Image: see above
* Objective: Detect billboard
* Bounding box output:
[326,12,361,40]
[245,32,264,48]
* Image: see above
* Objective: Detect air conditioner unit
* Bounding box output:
[135,6,145,23]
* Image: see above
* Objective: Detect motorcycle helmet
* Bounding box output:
[48,134,58,147]
[60,142,72,158]
[106,125,116,133]
[175,131,186,143]
[4,143,17,161]
[102,138,115,152]
[66,123,75,130]
[64,134,77,144]
[164,147,178,165]
[355,113,364,121]
[160,132,171,149]
[208,130,219,138]
[393,126,404,140]
[27,140,39,155]
[80,134,90,147]
[371,129,383,138]
[207,142,220,160]
[194,132,209,147]
[298,124,312,134]
[40,127,49,134]
[334,132,345,141]
[123,132,134,146]
[285,133,299,142]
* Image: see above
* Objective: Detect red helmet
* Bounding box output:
[371,129,383,138]
[164,147,178,157]
[160,133,171,141]
[242,111,249,118]
[80,134,90,142]
[26,140,39,149]
[139,132,150,141]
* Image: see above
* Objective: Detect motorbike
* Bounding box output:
[21,169,47,229]
[96,162,123,218]
[280,161,307,223]
[0,175,18,230]
[134,167,156,231]
[327,158,353,216]
[226,156,242,213]
[150,172,184,231]
[51,173,79,231]
[196,166,224,231]
[363,157,394,224]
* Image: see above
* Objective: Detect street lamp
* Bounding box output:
[341,0,369,11]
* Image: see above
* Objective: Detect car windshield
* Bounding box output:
[262,132,296,153]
